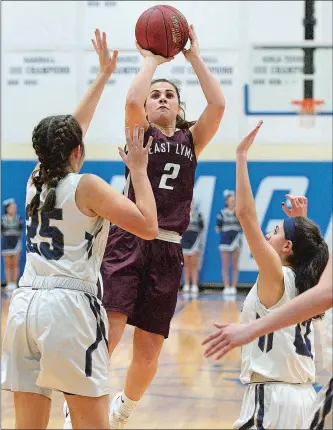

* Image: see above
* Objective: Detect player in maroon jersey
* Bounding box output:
[104,24,225,427]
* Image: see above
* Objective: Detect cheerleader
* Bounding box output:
[216,190,242,295]
[181,200,204,293]
[1,198,23,290]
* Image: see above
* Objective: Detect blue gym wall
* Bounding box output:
[2,160,332,285]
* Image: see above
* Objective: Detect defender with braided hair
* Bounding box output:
[1,30,158,430]
[29,114,84,217]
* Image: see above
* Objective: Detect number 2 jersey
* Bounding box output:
[19,173,110,286]
[124,125,197,235]
[240,266,315,384]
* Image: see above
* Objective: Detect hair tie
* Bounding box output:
[283,217,296,242]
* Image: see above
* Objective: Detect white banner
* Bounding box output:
[3,1,79,50]
[2,2,331,148]
[2,53,77,143]
[248,47,333,113]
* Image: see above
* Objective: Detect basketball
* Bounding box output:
[135,5,189,58]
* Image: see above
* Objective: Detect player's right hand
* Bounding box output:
[202,322,254,360]
[118,125,153,173]
[135,41,174,65]
[282,194,308,217]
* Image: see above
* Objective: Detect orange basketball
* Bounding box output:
[135,5,189,58]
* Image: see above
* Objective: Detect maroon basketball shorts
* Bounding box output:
[101,225,184,338]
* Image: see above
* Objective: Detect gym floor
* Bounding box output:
[1,289,329,429]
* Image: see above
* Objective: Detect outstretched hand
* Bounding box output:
[236,121,263,155]
[202,322,254,360]
[119,125,153,173]
[92,29,118,75]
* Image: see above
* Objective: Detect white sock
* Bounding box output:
[121,391,138,408]
[116,390,138,417]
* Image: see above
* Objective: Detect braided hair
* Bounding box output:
[29,114,84,216]
[149,79,196,130]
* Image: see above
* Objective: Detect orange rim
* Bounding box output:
[291,99,325,114]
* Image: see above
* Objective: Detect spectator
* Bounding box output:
[1,198,23,290]
[216,190,242,295]
[181,200,204,294]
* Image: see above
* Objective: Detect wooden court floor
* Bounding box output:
[1,289,329,429]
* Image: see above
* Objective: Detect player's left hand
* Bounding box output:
[282,194,308,217]
[236,121,263,155]
[202,322,253,360]
[92,28,118,75]
[119,125,153,173]
[182,24,200,60]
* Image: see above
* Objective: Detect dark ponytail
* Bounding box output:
[294,241,329,295]
[150,79,196,130]
[29,114,83,216]
[287,217,329,295]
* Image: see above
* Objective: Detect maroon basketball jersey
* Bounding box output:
[125,125,197,234]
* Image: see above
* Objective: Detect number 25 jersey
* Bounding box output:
[124,125,197,235]
[19,173,110,286]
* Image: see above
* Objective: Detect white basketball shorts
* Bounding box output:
[234,382,316,429]
[1,277,110,399]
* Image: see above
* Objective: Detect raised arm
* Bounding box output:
[185,25,225,157]
[125,44,172,134]
[76,125,158,240]
[202,255,332,359]
[73,29,118,137]
[235,121,285,308]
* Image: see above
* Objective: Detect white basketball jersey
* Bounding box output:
[240,266,316,384]
[19,173,110,286]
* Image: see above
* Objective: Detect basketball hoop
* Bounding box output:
[291,99,325,128]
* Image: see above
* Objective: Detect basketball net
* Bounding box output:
[291,99,324,129]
